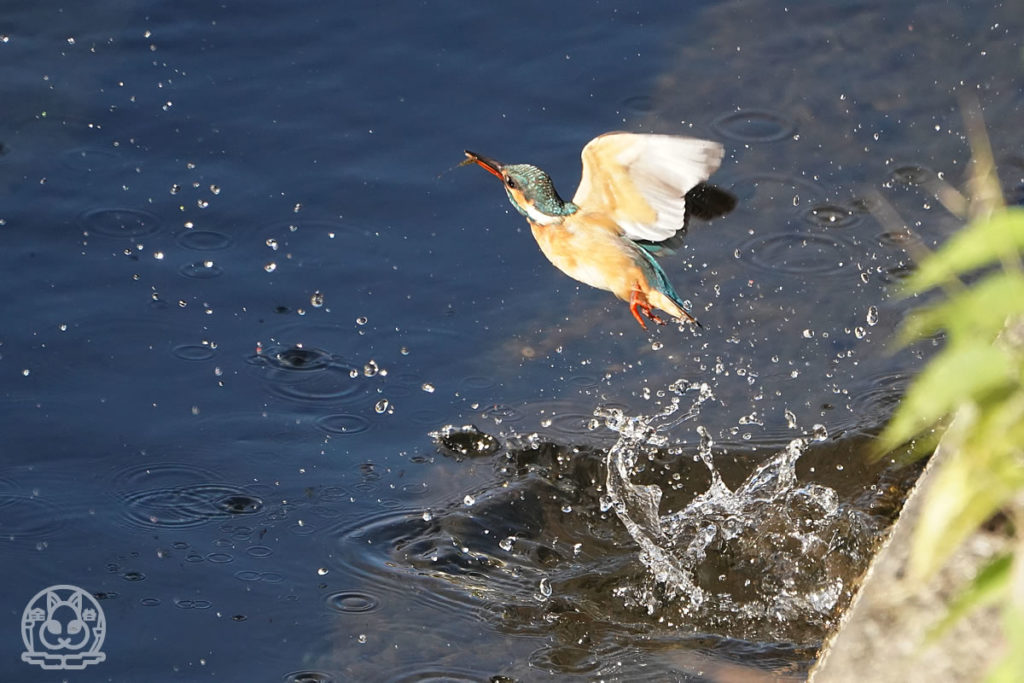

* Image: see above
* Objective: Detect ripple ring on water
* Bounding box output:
[80,207,162,238]
[739,231,856,276]
[712,108,797,143]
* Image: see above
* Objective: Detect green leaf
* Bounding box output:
[910,446,1018,579]
[925,551,1012,642]
[877,344,1015,451]
[898,270,1024,347]
[909,396,1024,577]
[902,207,1024,294]
[986,605,1024,683]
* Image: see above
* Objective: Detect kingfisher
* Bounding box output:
[464,132,730,330]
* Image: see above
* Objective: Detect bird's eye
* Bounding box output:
[505,176,516,189]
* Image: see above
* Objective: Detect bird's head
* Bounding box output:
[463,150,578,224]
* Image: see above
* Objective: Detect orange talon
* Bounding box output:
[622,290,647,329]
[629,289,649,330]
[629,288,667,329]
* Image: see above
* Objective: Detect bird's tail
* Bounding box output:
[648,290,700,327]
[635,247,701,326]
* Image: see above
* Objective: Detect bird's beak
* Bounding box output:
[462,150,504,180]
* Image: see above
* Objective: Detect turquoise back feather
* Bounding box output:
[634,244,689,312]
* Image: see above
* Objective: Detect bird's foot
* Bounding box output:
[629,289,666,330]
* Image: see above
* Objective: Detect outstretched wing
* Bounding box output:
[572,132,725,243]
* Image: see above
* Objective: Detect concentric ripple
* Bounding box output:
[739,231,856,276]
[889,164,936,186]
[282,671,336,683]
[388,668,493,683]
[325,509,541,621]
[847,372,911,425]
[178,260,224,279]
[480,404,523,424]
[547,412,605,436]
[252,345,335,372]
[110,461,222,495]
[325,590,380,614]
[176,229,234,251]
[315,413,371,436]
[171,343,218,361]
[729,174,824,213]
[803,204,861,228]
[622,95,654,113]
[120,483,263,529]
[248,344,368,404]
[80,207,162,238]
[712,108,797,142]
[0,495,67,547]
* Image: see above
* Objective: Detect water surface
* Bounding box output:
[1,1,1022,680]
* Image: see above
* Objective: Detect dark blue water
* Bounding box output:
[1,1,1022,680]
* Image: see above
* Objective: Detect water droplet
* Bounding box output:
[265,238,278,251]
[355,316,368,326]
[264,262,276,273]
[866,306,879,326]
[538,577,552,599]
[499,536,516,551]
[357,634,367,644]
[802,329,813,338]
[310,291,324,308]
[462,494,475,506]
[854,326,867,339]
[651,341,664,351]
[209,184,221,195]
[421,383,435,393]
[812,424,828,441]
[374,399,389,414]
[363,360,379,377]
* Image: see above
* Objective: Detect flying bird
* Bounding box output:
[464,132,731,329]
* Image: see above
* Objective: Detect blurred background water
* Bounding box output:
[1,1,1022,680]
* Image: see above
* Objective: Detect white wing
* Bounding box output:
[572,132,725,242]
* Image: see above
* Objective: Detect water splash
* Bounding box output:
[598,383,867,640]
